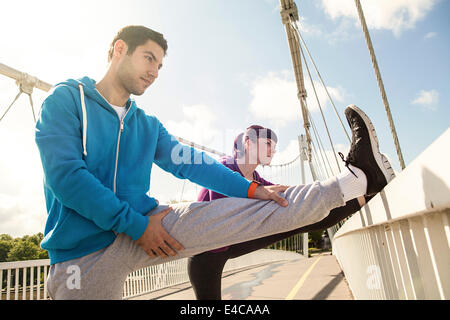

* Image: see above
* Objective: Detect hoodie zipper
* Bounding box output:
[112,104,130,194]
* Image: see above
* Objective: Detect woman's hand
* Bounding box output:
[253,185,289,207]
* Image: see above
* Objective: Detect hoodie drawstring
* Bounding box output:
[79,84,88,156]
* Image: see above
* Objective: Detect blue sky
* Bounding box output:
[0,0,448,237]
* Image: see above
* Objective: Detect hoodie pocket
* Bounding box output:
[43,209,104,250]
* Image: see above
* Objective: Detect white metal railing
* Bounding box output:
[332,129,450,299]
[0,259,50,300]
[124,233,305,299]
[333,207,449,299]
[1,234,304,300]
[123,259,189,299]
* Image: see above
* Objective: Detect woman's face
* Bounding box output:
[246,137,277,165]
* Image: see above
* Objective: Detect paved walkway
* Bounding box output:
[134,253,353,300]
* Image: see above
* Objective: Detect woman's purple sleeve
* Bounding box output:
[259,177,274,186]
[253,171,274,186]
[197,188,210,201]
[197,157,274,201]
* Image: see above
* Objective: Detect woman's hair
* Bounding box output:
[233,125,278,159]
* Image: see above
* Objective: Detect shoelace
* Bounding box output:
[338,152,358,178]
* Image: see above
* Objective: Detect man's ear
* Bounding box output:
[112,39,128,60]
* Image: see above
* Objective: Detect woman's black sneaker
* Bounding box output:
[343,104,396,196]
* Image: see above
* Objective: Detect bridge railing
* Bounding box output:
[332,129,450,299]
[1,234,303,300]
[0,259,49,300]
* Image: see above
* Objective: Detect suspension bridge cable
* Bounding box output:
[309,114,330,177]
[280,5,315,176]
[179,180,187,202]
[308,112,333,177]
[292,19,352,144]
[354,0,406,170]
[28,94,36,123]
[308,110,336,181]
[301,45,342,174]
[291,73,335,179]
[0,90,23,123]
[266,154,301,168]
[291,20,342,174]
[310,137,325,180]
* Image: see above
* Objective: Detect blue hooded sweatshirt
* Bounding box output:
[35,76,251,265]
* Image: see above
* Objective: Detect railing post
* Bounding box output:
[303,233,309,257]
[30,266,34,300]
[23,267,27,300]
[0,270,3,300]
[14,268,19,300]
[298,134,310,258]
[44,265,48,300]
[6,269,11,300]
[37,265,41,300]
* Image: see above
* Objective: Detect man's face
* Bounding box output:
[116,39,164,96]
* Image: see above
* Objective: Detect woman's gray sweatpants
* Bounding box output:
[47,177,344,299]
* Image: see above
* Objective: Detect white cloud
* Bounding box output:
[296,14,358,45]
[320,0,438,37]
[0,77,48,237]
[150,165,205,203]
[0,188,46,238]
[248,71,346,127]
[411,89,439,109]
[270,139,300,166]
[424,31,437,39]
[153,103,232,203]
[322,143,350,177]
[297,16,323,37]
[165,104,225,152]
[257,139,305,186]
[248,71,298,127]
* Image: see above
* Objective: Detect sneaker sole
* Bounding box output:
[347,104,396,184]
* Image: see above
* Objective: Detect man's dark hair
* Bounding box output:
[108,25,168,62]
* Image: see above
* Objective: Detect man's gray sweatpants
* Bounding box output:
[47,177,344,299]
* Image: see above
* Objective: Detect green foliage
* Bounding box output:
[308,230,324,248]
[0,233,48,263]
[7,239,39,261]
[0,239,14,262]
[0,234,13,241]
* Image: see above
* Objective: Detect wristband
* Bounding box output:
[247,181,261,199]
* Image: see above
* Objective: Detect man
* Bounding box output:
[35,25,394,299]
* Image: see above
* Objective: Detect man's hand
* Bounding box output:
[136,207,184,258]
[253,185,289,207]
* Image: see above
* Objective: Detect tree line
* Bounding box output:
[0,233,49,263]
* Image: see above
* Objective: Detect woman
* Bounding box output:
[188,125,369,300]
